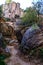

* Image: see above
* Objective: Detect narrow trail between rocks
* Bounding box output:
[5,44,42,65]
[5,45,33,65]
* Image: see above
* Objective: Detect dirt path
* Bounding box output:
[5,45,42,65]
[5,45,34,65]
[5,46,30,65]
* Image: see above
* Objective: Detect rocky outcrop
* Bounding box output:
[0,22,14,37]
[19,25,43,55]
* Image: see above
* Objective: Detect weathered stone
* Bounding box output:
[19,25,43,54]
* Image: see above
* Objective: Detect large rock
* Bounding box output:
[19,24,43,54]
[0,22,14,37]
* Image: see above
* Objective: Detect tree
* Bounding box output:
[0,5,3,17]
[32,0,43,17]
[6,0,12,3]
[22,7,38,26]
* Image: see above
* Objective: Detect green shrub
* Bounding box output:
[29,47,43,60]
[39,47,43,59]
[0,60,7,65]
[0,54,8,60]
[5,18,10,21]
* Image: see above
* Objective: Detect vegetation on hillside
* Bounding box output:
[21,7,38,26]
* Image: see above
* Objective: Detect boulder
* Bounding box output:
[19,24,43,54]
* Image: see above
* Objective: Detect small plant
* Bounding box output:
[0,60,7,65]
[5,18,11,21]
[39,47,43,59]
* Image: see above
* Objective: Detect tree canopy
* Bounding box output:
[22,7,38,26]
[32,0,43,15]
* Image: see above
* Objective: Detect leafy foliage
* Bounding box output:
[5,18,11,21]
[0,5,3,17]
[32,0,43,15]
[0,60,7,65]
[39,47,43,59]
[0,54,7,60]
[22,7,38,26]
[0,34,7,65]
[6,0,12,3]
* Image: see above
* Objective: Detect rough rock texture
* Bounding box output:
[19,25,43,55]
[0,23,14,37]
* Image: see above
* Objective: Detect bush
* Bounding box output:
[22,7,38,26]
[39,47,43,59]
[0,60,7,65]
[0,53,9,60]
[5,18,10,21]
